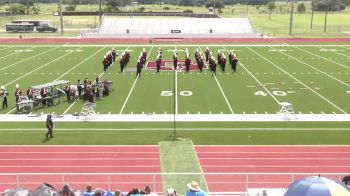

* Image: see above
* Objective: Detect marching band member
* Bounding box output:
[15,84,22,104]
[26,87,34,100]
[205,47,210,62]
[136,59,143,78]
[156,53,162,73]
[1,86,8,109]
[219,53,226,72]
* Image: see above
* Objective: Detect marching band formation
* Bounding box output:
[0,47,238,112]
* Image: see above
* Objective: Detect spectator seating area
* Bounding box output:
[83,17,259,38]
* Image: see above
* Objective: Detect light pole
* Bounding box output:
[289,0,294,35]
[9,0,13,22]
[59,0,64,35]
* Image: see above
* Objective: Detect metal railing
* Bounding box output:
[0,172,348,196]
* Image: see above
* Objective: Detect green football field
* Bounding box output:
[1,43,350,145]
[1,44,350,115]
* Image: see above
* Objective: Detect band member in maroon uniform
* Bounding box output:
[142,48,147,62]
[185,56,191,72]
[205,47,210,62]
[15,84,22,104]
[103,55,108,72]
[231,53,239,73]
[1,86,8,109]
[197,56,204,72]
[219,53,226,72]
[217,50,222,62]
[173,54,178,70]
[136,59,143,78]
[112,48,117,62]
[125,50,130,65]
[156,54,162,73]
[27,87,34,100]
[40,87,47,106]
[120,54,125,72]
[209,57,217,76]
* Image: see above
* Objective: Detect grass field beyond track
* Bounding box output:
[0,43,350,144]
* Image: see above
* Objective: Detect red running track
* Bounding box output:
[0,146,162,193]
[195,145,350,193]
[1,145,350,194]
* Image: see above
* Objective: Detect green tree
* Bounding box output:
[205,0,225,9]
[267,1,276,20]
[297,2,306,13]
[178,0,193,6]
[313,0,346,32]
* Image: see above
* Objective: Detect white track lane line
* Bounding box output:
[191,140,210,193]
[247,46,348,114]
[119,46,154,114]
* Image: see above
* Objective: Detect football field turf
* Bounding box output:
[1,44,350,115]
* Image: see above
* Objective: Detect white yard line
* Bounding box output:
[222,47,280,104]
[56,47,104,81]
[0,46,11,51]
[0,46,60,71]
[175,66,178,115]
[0,48,20,60]
[4,44,350,47]
[5,48,78,87]
[293,46,350,70]
[198,46,234,114]
[119,46,154,114]
[270,46,350,87]
[119,78,138,114]
[174,46,179,114]
[247,47,348,114]
[2,127,350,131]
[63,46,132,114]
[317,46,350,58]
[191,140,210,193]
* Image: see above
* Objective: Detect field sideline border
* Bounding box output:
[1,44,350,47]
[0,114,350,122]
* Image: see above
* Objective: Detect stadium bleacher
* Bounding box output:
[83,17,259,38]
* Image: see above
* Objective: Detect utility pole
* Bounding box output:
[9,0,13,22]
[59,0,64,35]
[99,0,102,23]
[310,0,314,29]
[324,0,329,33]
[289,0,294,35]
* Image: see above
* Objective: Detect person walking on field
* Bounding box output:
[46,113,54,138]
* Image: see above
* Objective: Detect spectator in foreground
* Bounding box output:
[83,184,95,196]
[185,181,207,196]
[167,188,177,196]
[61,184,74,196]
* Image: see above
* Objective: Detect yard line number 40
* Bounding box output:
[161,91,193,96]
[254,90,288,97]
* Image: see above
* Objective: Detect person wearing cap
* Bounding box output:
[45,113,54,138]
[1,86,9,109]
[185,181,207,196]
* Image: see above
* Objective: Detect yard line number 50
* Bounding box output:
[161,91,193,97]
